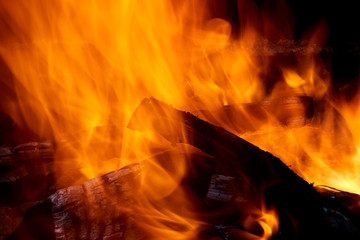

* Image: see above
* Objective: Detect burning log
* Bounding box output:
[7,152,214,240]
[315,185,360,215]
[8,163,144,240]
[128,98,313,188]
[128,97,360,239]
[4,98,360,239]
[0,142,55,205]
[195,96,314,135]
[0,141,54,166]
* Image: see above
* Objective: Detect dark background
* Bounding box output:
[289,0,360,85]
[287,0,360,46]
[207,0,360,85]
[208,0,360,45]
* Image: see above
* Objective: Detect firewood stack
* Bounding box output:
[1,96,360,240]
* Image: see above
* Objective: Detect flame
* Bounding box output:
[243,206,279,240]
[245,55,360,194]
[220,202,279,240]
[1,0,360,238]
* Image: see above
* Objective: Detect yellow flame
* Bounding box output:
[1,0,360,238]
[243,207,279,240]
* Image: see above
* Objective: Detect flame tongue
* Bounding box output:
[1,0,360,238]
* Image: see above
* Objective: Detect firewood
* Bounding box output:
[0,141,54,166]
[128,98,309,186]
[7,152,214,240]
[128,97,360,239]
[261,96,313,127]
[195,96,313,135]
[204,174,235,204]
[8,163,144,240]
[315,185,360,215]
[5,97,360,239]
[0,142,56,205]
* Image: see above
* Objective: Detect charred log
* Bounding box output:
[7,152,215,240]
[195,96,313,135]
[128,98,314,188]
[0,142,55,205]
[128,97,360,239]
[8,163,143,240]
[4,97,360,239]
[315,185,360,215]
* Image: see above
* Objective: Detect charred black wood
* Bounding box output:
[8,163,143,240]
[0,141,54,166]
[128,98,310,187]
[8,152,215,240]
[128,97,360,239]
[4,97,360,239]
[315,185,360,215]
[261,96,314,127]
[205,174,235,205]
[195,96,313,135]
[0,142,56,205]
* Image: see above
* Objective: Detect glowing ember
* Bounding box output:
[0,0,359,238]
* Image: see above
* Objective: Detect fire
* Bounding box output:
[243,207,279,240]
[0,0,359,238]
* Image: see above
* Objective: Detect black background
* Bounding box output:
[207,0,360,87]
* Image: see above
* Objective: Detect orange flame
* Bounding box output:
[1,0,360,238]
[243,207,279,240]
